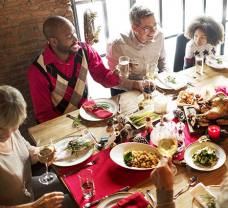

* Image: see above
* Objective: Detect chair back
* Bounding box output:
[173,33,189,72]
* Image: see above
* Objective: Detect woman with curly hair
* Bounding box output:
[184,16,224,69]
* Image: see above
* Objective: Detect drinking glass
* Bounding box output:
[142,76,155,100]
[78,169,95,199]
[151,119,178,175]
[145,63,159,96]
[194,55,204,76]
[38,141,57,185]
[118,56,130,78]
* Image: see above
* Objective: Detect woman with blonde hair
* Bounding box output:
[184,16,224,69]
[0,85,75,208]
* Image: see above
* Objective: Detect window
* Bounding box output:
[72,0,227,69]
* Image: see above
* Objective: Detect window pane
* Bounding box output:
[162,0,183,36]
[185,0,204,29]
[75,1,107,54]
[165,37,177,71]
[205,0,223,22]
[135,0,160,22]
[106,0,130,40]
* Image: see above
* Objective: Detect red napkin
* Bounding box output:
[215,86,228,96]
[111,192,149,208]
[82,99,113,119]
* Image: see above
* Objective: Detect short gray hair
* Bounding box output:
[0,85,27,129]
[130,5,154,25]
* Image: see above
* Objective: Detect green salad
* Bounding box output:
[192,147,218,167]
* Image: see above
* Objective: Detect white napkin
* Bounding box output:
[157,72,187,90]
[190,183,217,208]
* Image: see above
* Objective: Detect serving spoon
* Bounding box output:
[174,176,198,199]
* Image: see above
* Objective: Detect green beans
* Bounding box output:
[129,111,160,126]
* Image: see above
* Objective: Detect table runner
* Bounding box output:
[61,148,151,207]
[60,122,200,207]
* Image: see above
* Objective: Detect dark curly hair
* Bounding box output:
[185,16,224,45]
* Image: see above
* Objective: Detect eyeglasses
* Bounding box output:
[137,24,158,33]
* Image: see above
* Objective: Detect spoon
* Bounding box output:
[84,130,103,149]
[174,176,198,199]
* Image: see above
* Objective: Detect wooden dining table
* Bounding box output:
[28,65,228,208]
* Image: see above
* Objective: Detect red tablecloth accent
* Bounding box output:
[111,192,149,208]
[82,100,113,119]
[61,149,151,207]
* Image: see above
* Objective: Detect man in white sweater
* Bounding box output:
[107,4,168,95]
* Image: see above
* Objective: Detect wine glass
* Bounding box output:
[151,119,178,175]
[38,140,57,185]
[145,63,159,97]
[142,76,155,100]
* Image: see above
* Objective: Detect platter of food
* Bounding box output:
[205,55,228,69]
[183,91,228,133]
[53,135,94,167]
[126,109,160,129]
[184,141,226,171]
[176,90,196,106]
[110,142,162,170]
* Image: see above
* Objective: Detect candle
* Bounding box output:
[208,125,221,141]
[154,95,168,114]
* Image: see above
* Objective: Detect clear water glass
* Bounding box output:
[78,169,95,199]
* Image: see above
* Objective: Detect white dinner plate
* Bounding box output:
[184,141,226,171]
[110,142,162,170]
[206,55,228,69]
[79,98,118,121]
[53,136,94,167]
[155,72,187,90]
[97,192,132,208]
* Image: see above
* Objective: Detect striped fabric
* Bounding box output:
[35,46,88,114]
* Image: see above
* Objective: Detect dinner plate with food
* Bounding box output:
[110,142,162,170]
[155,72,187,90]
[53,135,94,167]
[184,141,226,171]
[79,98,118,121]
[205,55,228,69]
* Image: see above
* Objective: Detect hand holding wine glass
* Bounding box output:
[38,140,57,185]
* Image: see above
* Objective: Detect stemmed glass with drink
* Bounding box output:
[151,98,178,175]
[142,76,155,100]
[145,62,159,97]
[38,140,57,185]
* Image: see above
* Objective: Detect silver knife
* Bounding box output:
[84,186,130,208]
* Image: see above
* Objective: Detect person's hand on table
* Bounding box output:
[32,192,64,208]
[151,157,174,191]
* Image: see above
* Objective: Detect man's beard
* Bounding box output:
[57,42,79,54]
